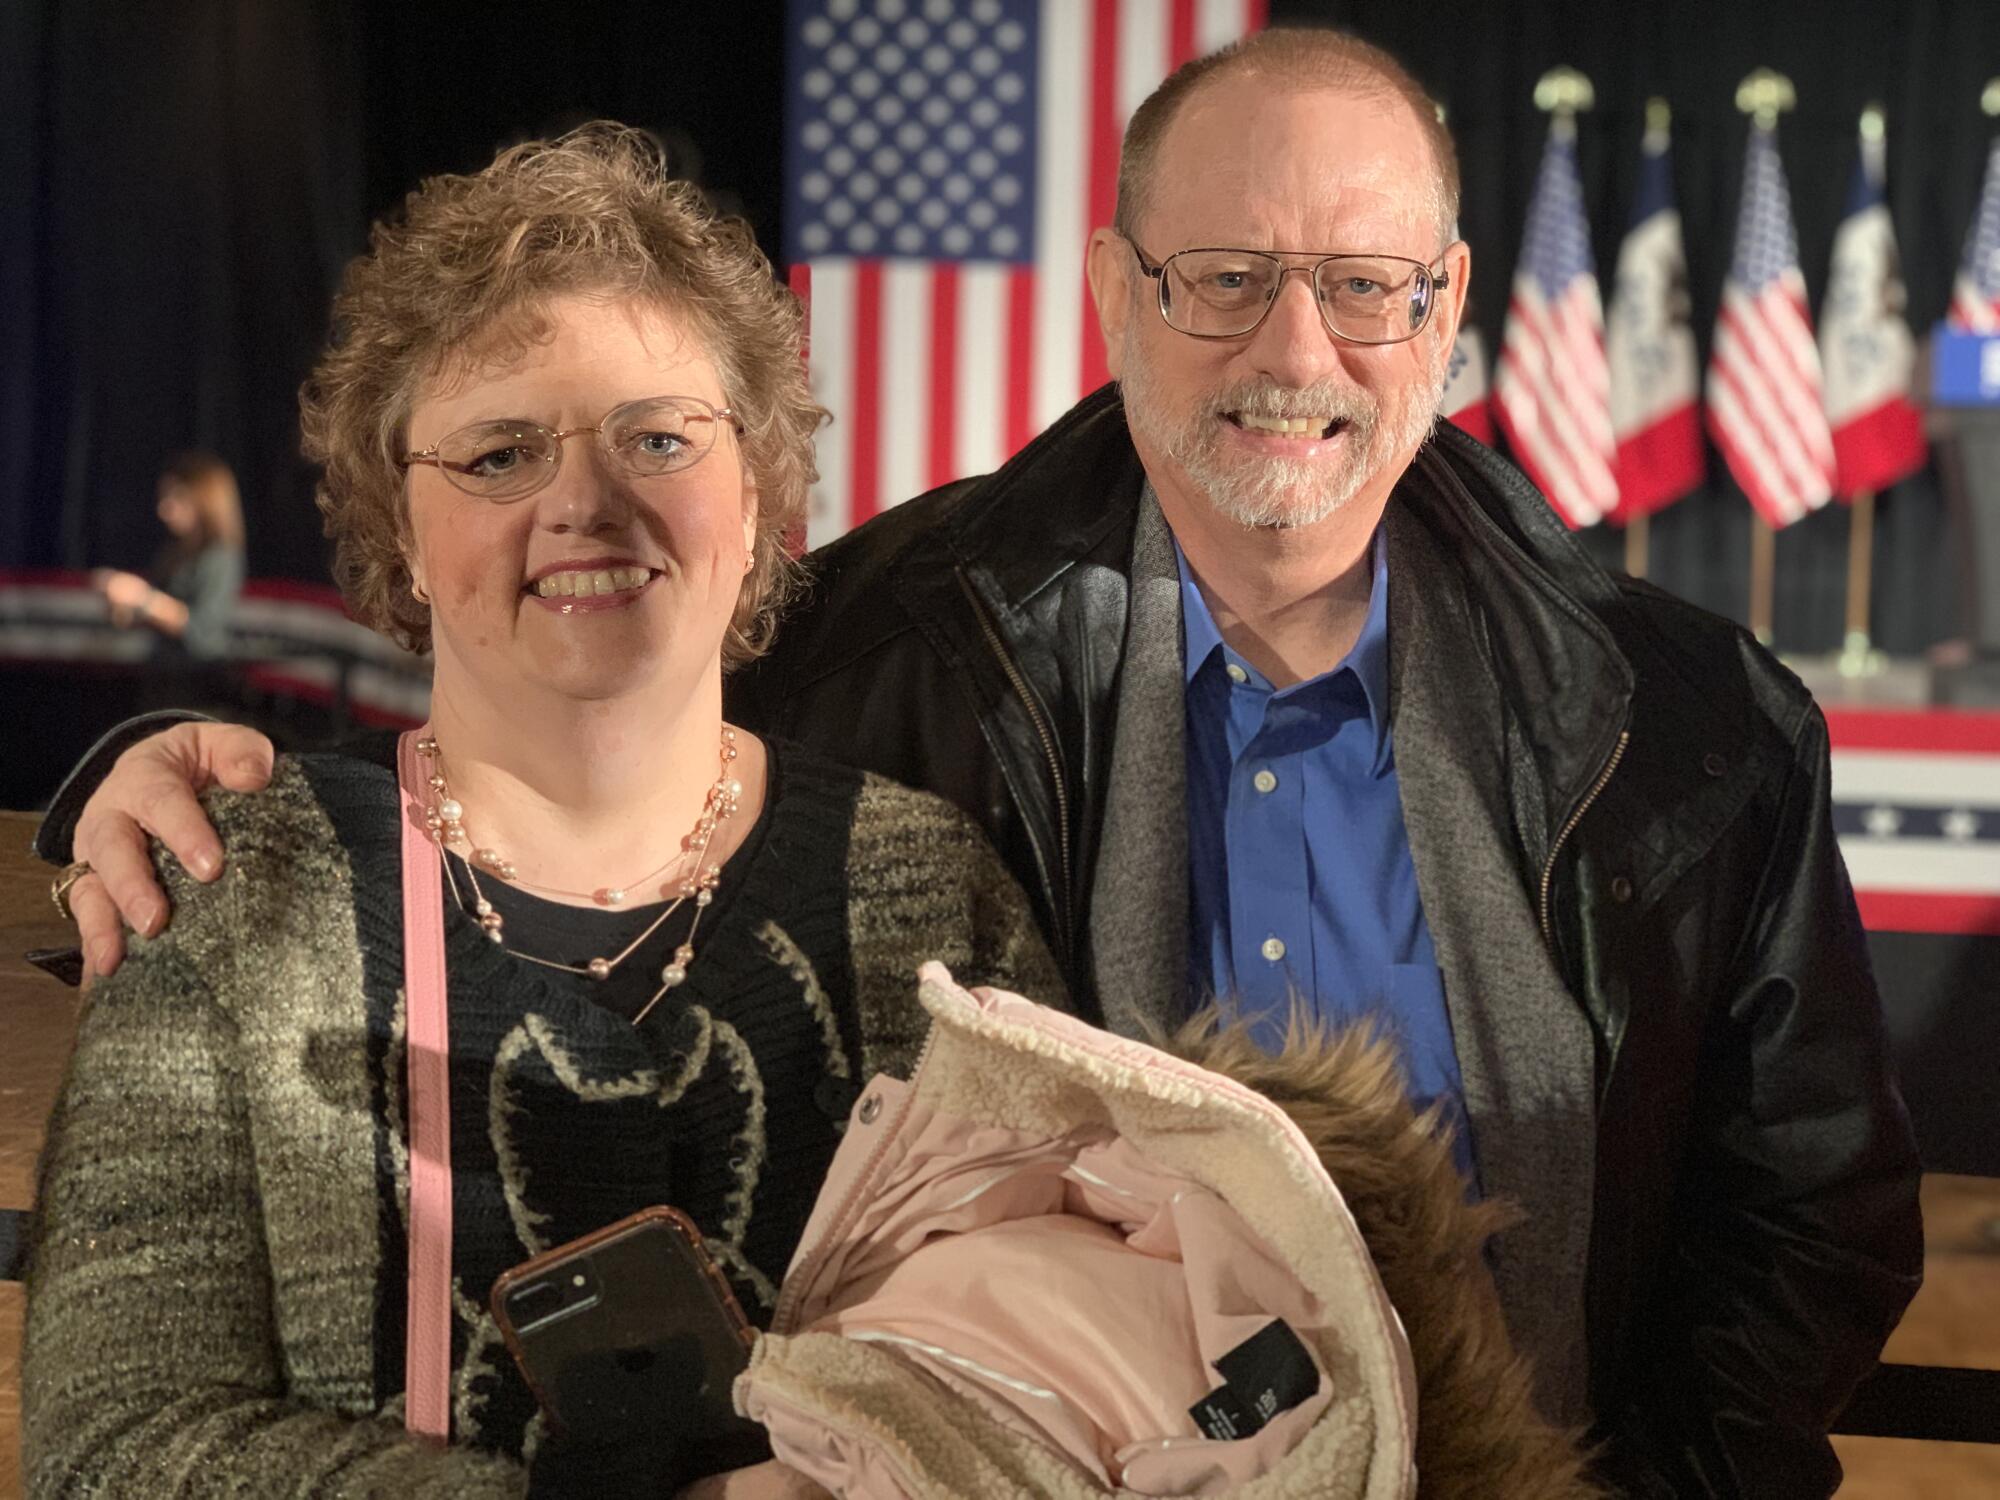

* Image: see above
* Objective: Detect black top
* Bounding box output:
[441,772,778,1024]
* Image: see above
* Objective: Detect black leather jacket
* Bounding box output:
[731,387,1922,1497]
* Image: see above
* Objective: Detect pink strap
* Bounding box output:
[397,729,454,1441]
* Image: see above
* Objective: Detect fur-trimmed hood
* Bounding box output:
[736,967,1600,1498]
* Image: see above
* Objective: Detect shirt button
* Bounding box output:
[1253,768,1279,794]
[1225,662,1249,685]
[1261,936,1286,963]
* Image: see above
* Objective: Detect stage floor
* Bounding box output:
[0,810,1994,1496]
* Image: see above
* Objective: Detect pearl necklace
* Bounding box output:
[415,730,742,1025]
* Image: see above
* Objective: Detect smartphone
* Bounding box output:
[490,1205,767,1466]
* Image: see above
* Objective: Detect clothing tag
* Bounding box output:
[1188,1319,1318,1441]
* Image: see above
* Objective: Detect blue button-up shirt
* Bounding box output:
[1179,536,1477,1181]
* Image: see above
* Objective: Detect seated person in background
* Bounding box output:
[26,123,1058,1500]
[94,449,246,659]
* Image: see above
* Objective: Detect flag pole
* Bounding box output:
[1616,96,1676,582]
[1737,69,1797,647]
[1835,104,1889,679]
[1624,515,1649,578]
[1840,488,1879,673]
[1749,517,1776,644]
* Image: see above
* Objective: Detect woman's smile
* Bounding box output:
[523,557,661,612]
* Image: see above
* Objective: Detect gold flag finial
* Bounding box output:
[1534,67,1595,116]
[1735,69,1797,129]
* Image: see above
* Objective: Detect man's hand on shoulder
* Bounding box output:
[70,722,276,981]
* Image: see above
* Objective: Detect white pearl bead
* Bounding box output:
[605,889,625,905]
[661,964,687,987]
[724,779,743,799]
[696,889,713,907]
[438,799,463,823]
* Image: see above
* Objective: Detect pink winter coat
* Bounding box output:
[735,964,1422,1499]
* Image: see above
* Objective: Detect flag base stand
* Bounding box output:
[1838,631,1889,678]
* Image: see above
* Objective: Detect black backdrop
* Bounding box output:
[5,0,1997,654]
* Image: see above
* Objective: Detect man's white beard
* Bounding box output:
[1121,330,1450,529]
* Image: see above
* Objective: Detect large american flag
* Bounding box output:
[1948,136,2000,333]
[1493,118,1617,529]
[1819,122,1926,498]
[1605,120,1702,520]
[784,0,1265,547]
[1706,123,1835,528]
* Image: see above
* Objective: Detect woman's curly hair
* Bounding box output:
[299,122,822,667]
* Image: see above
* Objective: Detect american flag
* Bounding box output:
[1707,123,1835,528]
[1493,118,1617,529]
[1819,121,1926,498]
[1605,120,1702,520]
[1948,137,2000,333]
[784,0,1264,546]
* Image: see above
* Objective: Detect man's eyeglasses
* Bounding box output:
[398,395,742,502]
[1128,241,1450,345]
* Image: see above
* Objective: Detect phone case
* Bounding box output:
[490,1205,766,1462]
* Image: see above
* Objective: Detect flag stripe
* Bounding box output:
[880,262,932,512]
[1033,0,1089,436]
[957,262,1009,480]
[1170,0,1199,68]
[1006,264,1037,456]
[850,262,884,526]
[807,260,855,551]
[1082,0,1122,398]
[928,266,960,489]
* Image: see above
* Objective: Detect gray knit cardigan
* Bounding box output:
[24,750,1062,1497]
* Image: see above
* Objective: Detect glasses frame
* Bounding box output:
[1127,240,1452,346]
[398,394,744,502]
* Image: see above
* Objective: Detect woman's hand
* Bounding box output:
[94,568,154,614]
[68,721,276,978]
[675,1459,833,1499]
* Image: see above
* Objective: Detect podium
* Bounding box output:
[1932,330,2000,702]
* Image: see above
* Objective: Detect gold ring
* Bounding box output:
[50,860,94,922]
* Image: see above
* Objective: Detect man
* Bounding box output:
[43,29,1919,1497]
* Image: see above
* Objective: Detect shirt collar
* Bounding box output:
[1174,527,1394,772]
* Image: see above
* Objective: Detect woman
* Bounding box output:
[25,124,1059,1498]
[94,450,246,659]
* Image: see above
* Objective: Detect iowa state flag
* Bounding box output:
[1440,323,1494,444]
[1819,117,1926,497]
[1605,116,1702,520]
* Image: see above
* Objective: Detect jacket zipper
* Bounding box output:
[770,1026,938,1337]
[954,568,1074,954]
[1537,729,1630,949]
